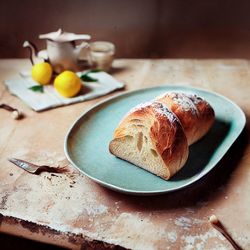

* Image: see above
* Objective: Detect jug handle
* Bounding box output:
[23,41,39,65]
[76,42,91,62]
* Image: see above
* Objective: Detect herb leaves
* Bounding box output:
[28,85,44,93]
[80,74,97,82]
[80,69,102,82]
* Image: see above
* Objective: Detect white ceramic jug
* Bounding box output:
[23,29,91,73]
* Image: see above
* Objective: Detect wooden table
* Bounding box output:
[0,59,249,249]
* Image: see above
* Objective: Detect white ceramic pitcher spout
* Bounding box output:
[23,40,46,65]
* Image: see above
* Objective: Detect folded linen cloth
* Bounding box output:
[4,71,124,111]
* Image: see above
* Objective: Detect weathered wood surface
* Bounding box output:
[0,59,249,249]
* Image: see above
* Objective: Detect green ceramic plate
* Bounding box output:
[64,85,246,195]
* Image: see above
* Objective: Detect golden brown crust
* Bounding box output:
[110,102,189,179]
[188,94,215,142]
[110,92,214,180]
[155,92,215,145]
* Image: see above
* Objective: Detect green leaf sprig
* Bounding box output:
[28,85,44,93]
[80,69,102,82]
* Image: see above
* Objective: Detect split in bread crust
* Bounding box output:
[109,92,215,180]
[109,101,189,180]
[155,92,215,145]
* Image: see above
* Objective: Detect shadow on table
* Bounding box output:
[109,65,131,75]
[100,120,248,211]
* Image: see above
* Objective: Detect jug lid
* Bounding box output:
[39,29,91,42]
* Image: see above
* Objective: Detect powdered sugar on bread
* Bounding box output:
[109,91,214,180]
[157,92,199,115]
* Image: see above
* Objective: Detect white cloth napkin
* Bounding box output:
[4,71,124,111]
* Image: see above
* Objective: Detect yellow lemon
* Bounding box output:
[54,71,82,98]
[31,62,53,85]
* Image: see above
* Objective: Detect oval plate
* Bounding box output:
[64,85,246,195]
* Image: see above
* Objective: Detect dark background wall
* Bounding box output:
[1,0,250,58]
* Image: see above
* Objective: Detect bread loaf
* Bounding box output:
[109,101,189,180]
[109,92,215,180]
[155,92,215,145]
